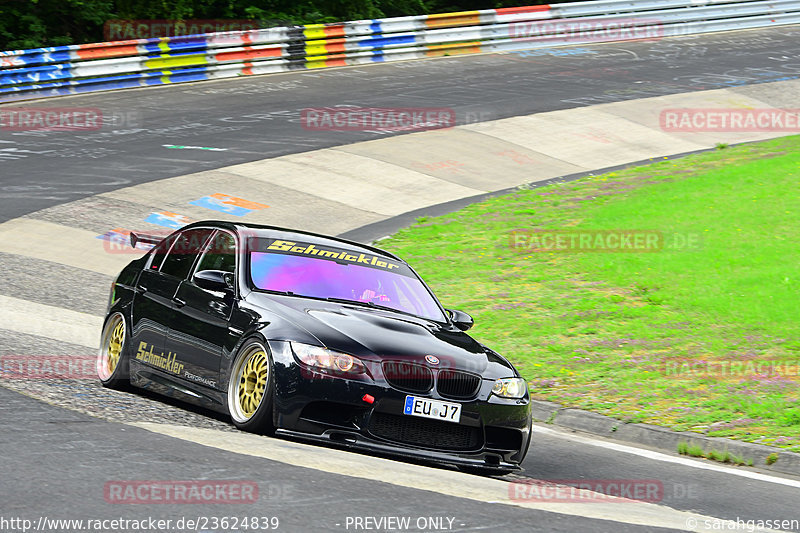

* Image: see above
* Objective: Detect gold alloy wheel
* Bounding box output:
[98,313,124,381]
[231,345,270,421]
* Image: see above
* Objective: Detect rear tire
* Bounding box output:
[97,312,129,389]
[227,339,275,435]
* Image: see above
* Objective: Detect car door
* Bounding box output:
[166,229,238,390]
[131,227,213,379]
[130,232,179,366]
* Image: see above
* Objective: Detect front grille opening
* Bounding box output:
[437,370,481,400]
[299,401,366,429]
[484,426,523,451]
[382,361,433,393]
[368,412,482,451]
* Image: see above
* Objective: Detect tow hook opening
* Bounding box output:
[484,454,501,466]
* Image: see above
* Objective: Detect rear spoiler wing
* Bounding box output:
[130,232,164,249]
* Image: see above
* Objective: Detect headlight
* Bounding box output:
[492,377,527,399]
[291,342,366,374]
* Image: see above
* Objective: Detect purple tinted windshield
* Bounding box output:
[249,252,445,321]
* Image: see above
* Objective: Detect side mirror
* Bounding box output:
[194,270,234,292]
[447,309,474,331]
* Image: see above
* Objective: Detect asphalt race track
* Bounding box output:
[3,26,800,223]
[2,26,800,532]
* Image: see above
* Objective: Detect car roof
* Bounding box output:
[179,220,403,262]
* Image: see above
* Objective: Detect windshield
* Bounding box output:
[248,238,445,321]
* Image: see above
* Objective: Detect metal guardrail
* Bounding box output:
[1,0,799,103]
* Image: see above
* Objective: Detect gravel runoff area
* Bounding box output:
[0,377,239,432]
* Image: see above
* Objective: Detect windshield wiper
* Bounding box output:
[259,292,433,321]
[324,297,419,318]
[325,297,377,308]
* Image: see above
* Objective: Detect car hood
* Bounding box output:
[244,292,514,375]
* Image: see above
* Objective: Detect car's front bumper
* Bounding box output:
[268,341,533,470]
[275,427,524,472]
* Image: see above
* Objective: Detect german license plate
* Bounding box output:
[403,395,461,424]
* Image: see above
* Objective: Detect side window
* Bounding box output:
[148,234,176,271]
[160,229,214,280]
[195,231,237,275]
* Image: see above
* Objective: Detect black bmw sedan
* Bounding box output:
[98,221,532,474]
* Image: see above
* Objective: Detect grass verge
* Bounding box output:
[677,441,753,466]
[381,135,800,452]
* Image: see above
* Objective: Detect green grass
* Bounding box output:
[380,135,800,452]
[677,442,705,457]
[766,452,779,465]
[677,442,753,466]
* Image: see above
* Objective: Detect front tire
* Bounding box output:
[227,339,275,435]
[97,312,129,389]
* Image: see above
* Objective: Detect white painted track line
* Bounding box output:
[135,422,784,532]
[536,425,800,489]
[0,218,136,276]
[0,295,103,348]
